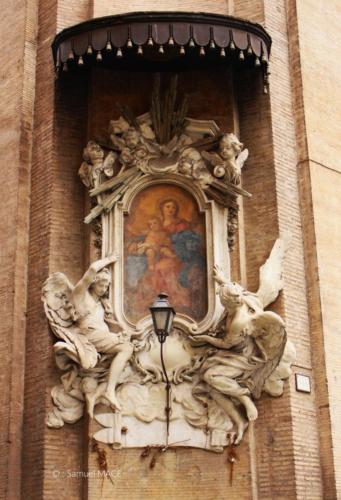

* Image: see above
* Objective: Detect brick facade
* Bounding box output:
[0,0,340,498]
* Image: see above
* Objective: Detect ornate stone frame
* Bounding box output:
[42,85,294,452]
[104,173,229,337]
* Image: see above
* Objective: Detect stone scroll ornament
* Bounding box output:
[43,76,295,452]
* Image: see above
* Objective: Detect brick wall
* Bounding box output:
[22,1,90,498]
[0,0,339,498]
[287,0,341,497]
[92,1,231,18]
[0,0,38,498]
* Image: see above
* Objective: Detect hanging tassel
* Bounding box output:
[220,47,226,57]
[87,45,93,55]
[78,55,84,66]
[239,50,245,61]
[127,38,133,48]
[255,57,261,67]
[229,40,236,51]
[106,41,112,51]
[189,38,195,48]
[137,45,143,55]
[147,37,154,46]
[96,50,102,62]
[199,46,205,56]
[116,48,123,58]
[159,45,164,54]
[168,37,174,46]
[67,50,74,60]
[247,45,253,55]
[180,45,185,55]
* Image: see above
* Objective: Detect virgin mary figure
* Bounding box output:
[125,197,206,322]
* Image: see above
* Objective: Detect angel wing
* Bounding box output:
[78,161,91,188]
[235,148,249,171]
[249,311,287,399]
[103,151,117,177]
[256,236,290,308]
[42,273,98,369]
[42,273,74,326]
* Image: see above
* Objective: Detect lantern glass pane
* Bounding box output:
[153,309,169,332]
[166,310,175,334]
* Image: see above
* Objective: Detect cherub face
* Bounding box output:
[125,129,140,149]
[85,142,104,163]
[219,134,243,159]
[92,278,110,297]
[220,146,232,160]
[148,218,162,231]
[120,148,134,164]
[178,157,192,175]
[135,146,148,159]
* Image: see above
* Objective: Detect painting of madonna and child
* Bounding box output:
[124,184,208,323]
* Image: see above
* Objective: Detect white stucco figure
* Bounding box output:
[190,238,295,444]
[42,254,133,413]
[79,141,117,188]
[202,133,249,185]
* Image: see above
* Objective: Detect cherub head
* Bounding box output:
[148,216,163,231]
[219,133,243,160]
[135,145,148,159]
[83,141,104,164]
[108,116,130,136]
[178,148,202,176]
[123,127,140,149]
[90,268,111,298]
[120,147,135,165]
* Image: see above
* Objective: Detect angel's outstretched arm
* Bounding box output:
[190,327,244,350]
[73,254,117,297]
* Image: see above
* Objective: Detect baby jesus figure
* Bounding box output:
[137,217,176,270]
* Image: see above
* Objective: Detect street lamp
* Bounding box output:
[150,293,175,343]
[150,293,176,445]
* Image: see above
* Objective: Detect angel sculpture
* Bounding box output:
[78,141,117,188]
[190,238,295,445]
[42,254,133,413]
[202,133,249,185]
[108,121,143,155]
[178,147,213,188]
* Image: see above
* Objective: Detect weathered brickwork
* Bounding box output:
[22,2,91,498]
[0,1,38,498]
[0,0,340,498]
[92,1,230,18]
[287,0,341,498]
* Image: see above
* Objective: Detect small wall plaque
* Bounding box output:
[295,373,311,393]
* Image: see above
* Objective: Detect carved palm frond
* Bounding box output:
[150,74,188,145]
